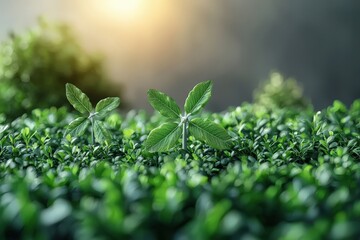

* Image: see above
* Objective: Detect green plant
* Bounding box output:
[254,72,310,110]
[144,80,232,152]
[65,83,120,144]
[0,18,122,120]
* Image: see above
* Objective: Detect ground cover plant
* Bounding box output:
[0,96,359,239]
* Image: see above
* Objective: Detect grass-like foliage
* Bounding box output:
[144,80,232,152]
[65,83,120,144]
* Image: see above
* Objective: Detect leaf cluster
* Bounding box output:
[65,83,120,144]
[145,81,232,152]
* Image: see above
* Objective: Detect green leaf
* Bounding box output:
[144,122,182,152]
[0,125,8,135]
[189,118,231,149]
[148,89,181,119]
[95,97,120,118]
[185,80,212,115]
[66,83,93,114]
[40,199,72,226]
[94,120,111,143]
[66,117,90,137]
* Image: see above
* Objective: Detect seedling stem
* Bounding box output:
[182,115,188,150]
[90,116,95,145]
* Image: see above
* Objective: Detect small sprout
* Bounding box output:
[144,80,232,152]
[65,83,120,144]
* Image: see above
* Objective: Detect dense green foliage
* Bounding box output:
[0,100,359,239]
[0,19,121,120]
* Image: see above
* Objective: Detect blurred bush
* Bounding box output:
[254,72,310,110]
[0,18,122,120]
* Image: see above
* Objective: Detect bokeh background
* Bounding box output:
[0,0,359,113]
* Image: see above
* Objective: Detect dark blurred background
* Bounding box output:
[0,0,359,115]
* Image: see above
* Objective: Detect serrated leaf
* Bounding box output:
[94,120,111,143]
[144,122,182,152]
[66,117,89,137]
[189,118,231,149]
[185,80,212,115]
[148,89,181,119]
[66,83,93,114]
[95,97,120,118]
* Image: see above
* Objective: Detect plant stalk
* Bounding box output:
[182,119,188,150]
[90,117,95,145]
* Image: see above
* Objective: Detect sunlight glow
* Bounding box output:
[102,0,145,21]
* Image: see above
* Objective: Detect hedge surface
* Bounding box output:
[0,100,359,240]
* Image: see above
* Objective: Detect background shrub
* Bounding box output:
[254,72,310,110]
[0,18,122,120]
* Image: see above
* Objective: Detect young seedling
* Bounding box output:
[144,80,232,152]
[65,83,120,144]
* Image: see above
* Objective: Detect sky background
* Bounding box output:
[0,0,359,111]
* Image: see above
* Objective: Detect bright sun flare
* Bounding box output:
[102,0,145,20]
